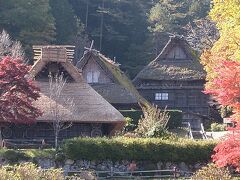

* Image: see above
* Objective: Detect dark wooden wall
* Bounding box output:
[1,123,110,143]
[137,80,209,129]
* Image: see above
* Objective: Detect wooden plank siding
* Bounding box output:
[137,83,209,115]
[82,56,113,84]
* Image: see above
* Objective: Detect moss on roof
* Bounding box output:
[134,36,206,82]
[77,50,150,107]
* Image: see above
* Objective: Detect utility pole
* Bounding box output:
[99,0,104,51]
[85,0,89,29]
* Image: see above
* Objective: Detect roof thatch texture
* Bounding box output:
[29,45,125,133]
[77,50,149,105]
[92,84,137,104]
[134,36,206,82]
[34,82,125,124]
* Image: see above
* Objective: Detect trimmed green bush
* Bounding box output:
[120,109,183,129]
[0,149,55,163]
[2,150,30,163]
[63,137,217,164]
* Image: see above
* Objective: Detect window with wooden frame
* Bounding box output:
[166,46,187,59]
[155,93,169,101]
[87,71,100,83]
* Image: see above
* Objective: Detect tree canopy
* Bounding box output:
[0,56,41,123]
[0,0,212,78]
[201,0,240,84]
[202,0,240,172]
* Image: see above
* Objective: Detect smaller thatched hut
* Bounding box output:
[77,49,138,109]
[133,36,209,129]
[0,45,125,143]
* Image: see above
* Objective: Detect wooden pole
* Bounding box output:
[0,126,3,148]
[85,0,89,29]
[99,0,104,51]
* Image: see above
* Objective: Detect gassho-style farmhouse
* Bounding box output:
[0,35,210,143]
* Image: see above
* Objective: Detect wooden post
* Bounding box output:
[99,0,104,51]
[85,0,89,29]
[0,126,2,148]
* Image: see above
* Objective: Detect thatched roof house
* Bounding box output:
[134,36,206,82]
[27,45,125,137]
[77,49,139,108]
[133,36,209,130]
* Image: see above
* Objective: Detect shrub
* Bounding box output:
[2,150,30,163]
[63,137,217,164]
[123,117,137,132]
[120,110,142,124]
[0,149,55,163]
[135,105,170,138]
[0,162,64,180]
[192,163,231,180]
[120,109,183,130]
[0,162,88,180]
[166,110,182,129]
[211,123,227,131]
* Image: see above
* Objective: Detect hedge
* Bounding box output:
[63,137,217,164]
[0,149,55,163]
[120,109,183,129]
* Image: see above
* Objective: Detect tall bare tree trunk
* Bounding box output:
[55,130,58,150]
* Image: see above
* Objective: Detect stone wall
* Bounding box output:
[0,155,206,177]
[35,158,205,176]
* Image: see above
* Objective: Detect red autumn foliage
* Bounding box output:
[212,125,240,172]
[205,60,240,171]
[0,56,41,124]
[204,60,240,120]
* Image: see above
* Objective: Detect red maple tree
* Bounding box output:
[0,56,41,124]
[212,126,240,172]
[205,60,240,171]
[205,60,240,120]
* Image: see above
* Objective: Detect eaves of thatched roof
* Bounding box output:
[34,82,125,124]
[29,45,125,133]
[77,50,149,105]
[134,36,206,82]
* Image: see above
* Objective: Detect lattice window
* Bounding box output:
[155,93,169,100]
[167,46,187,59]
[87,71,100,83]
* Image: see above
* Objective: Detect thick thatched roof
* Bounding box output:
[134,36,206,82]
[77,50,140,105]
[30,45,125,132]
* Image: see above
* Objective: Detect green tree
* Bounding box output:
[148,0,211,52]
[0,0,56,60]
[49,0,78,44]
[69,0,154,77]
[49,0,90,63]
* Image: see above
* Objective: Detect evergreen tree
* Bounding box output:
[0,0,56,45]
[49,0,78,44]
[148,0,211,52]
[69,0,153,77]
[0,0,56,61]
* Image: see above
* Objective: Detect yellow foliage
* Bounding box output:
[192,163,231,180]
[201,0,240,84]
